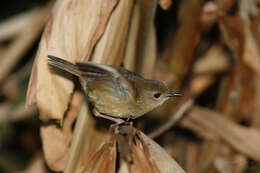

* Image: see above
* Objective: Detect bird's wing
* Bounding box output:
[48,55,136,100]
[76,62,136,99]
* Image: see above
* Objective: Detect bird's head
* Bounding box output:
[136,79,181,113]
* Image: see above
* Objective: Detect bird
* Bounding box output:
[48,55,181,125]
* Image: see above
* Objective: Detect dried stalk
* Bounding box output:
[149,99,194,139]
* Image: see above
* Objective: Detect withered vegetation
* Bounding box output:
[1,0,260,173]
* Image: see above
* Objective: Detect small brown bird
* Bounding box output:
[48,55,181,124]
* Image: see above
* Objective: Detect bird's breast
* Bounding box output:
[85,80,137,118]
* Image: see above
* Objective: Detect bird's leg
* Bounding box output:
[92,109,125,124]
[110,117,133,130]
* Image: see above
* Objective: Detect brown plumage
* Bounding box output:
[48,55,181,123]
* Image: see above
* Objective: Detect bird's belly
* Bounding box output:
[87,87,134,118]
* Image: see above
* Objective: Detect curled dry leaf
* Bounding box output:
[181,106,260,162]
[40,91,82,171]
[79,125,185,173]
[26,0,119,121]
[139,131,185,173]
[92,0,134,65]
[63,1,137,172]
[64,102,111,173]
[80,135,116,173]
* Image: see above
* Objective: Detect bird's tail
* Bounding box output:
[48,55,81,77]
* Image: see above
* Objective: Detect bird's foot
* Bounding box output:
[92,109,132,130]
[110,119,133,134]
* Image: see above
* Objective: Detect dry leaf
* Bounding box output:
[135,0,157,74]
[80,135,116,173]
[64,2,136,171]
[140,27,157,78]
[124,1,157,77]
[61,1,139,172]
[26,0,119,121]
[181,106,260,162]
[91,0,134,65]
[140,131,185,173]
[79,125,185,173]
[40,91,82,171]
[124,1,141,71]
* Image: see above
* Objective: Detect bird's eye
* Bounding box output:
[154,93,161,99]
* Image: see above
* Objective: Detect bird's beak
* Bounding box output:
[167,92,182,97]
